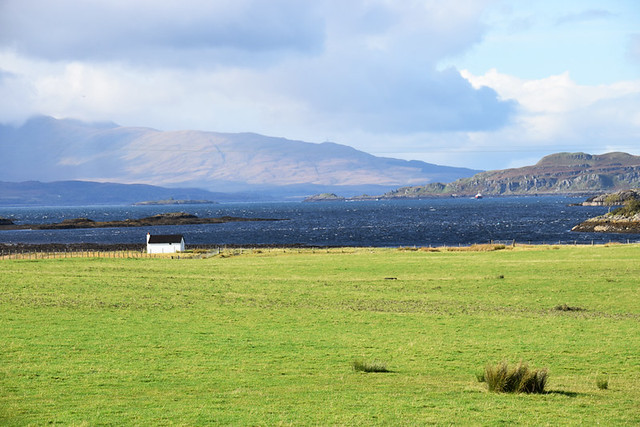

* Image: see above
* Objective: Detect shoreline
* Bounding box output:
[0,212,285,231]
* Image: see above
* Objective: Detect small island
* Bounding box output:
[572,190,640,233]
[0,212,285,230]
[303,193,346,202]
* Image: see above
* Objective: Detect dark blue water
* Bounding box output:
[0,197,635,247]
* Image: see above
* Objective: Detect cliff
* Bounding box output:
[380,152,640,198]
[577,189,640,206]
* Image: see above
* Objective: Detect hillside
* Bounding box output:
[0,116,480,197]
[0,180,249,206]
[381,152,640,198]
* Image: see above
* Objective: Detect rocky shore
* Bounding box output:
[0,212,285,231]
[572,189,640,233]
[576,189,640,206]
[571,213,640,233]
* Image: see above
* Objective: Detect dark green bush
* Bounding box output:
[554,303,585,312]
[596,376,609,390]
[352,359,390,373]
[484,361,548,393]
[611,199,640,217]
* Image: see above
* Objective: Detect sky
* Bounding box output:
[1,0,639,170]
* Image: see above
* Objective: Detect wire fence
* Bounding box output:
[0,250,164,260]
[2,239,639,261]
[0,245,320,260]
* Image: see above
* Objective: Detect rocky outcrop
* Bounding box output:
[571,214,640,233]
[578,189,640,206]
[572,190,640,233]
[0,212,285,230]
[0,217,14,225]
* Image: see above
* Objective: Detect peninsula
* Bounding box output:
[307,152,640,201]
[0,212,285,230]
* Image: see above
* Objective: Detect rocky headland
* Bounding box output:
[572,190,640,233]
[575,189,640,206]
[304,153,640,201]
[0,212,285,230]
[571,213,640,233]
[382,152,640,198]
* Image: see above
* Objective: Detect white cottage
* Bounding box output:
[146,233,185,254]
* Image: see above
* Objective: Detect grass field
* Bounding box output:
[1,245,639,425]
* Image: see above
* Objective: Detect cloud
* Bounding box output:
[0,0,514,137]
[450,69,640,168]
[0,0,325,66]
[284,64,515,133]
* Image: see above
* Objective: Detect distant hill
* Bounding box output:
[0,181,250,206]
[0,116,481,198]
[378,152,640,198]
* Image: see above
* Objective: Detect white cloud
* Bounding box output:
[451,69,640,168]
[0,0,513,136]
[1,0,638,173]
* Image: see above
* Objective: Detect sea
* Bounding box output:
[0,196,637,247]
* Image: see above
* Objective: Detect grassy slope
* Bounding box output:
[1,246,639,425]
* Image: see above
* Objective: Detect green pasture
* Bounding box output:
[1,245,639,425]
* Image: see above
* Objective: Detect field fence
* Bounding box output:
[491,239,640,246]
[0,250,161,260]
[0,245,310,260]
[2,240,640,260]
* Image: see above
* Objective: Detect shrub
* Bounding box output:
[352,359,390,373]
[604,194,622,205]
[554,304,585,312]
[484,361,548,393]
[596,376,609,390]
[610,199,640,217]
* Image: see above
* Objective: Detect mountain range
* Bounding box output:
[0,116,480,199]
[3,117,640,205]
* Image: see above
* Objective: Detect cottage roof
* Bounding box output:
[147,234,184,244]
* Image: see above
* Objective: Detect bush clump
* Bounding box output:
[484,361,548,394]
[352,359,390,373]
[596,375,609,390]
[554,304,585,312]
[610,199,640,217]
